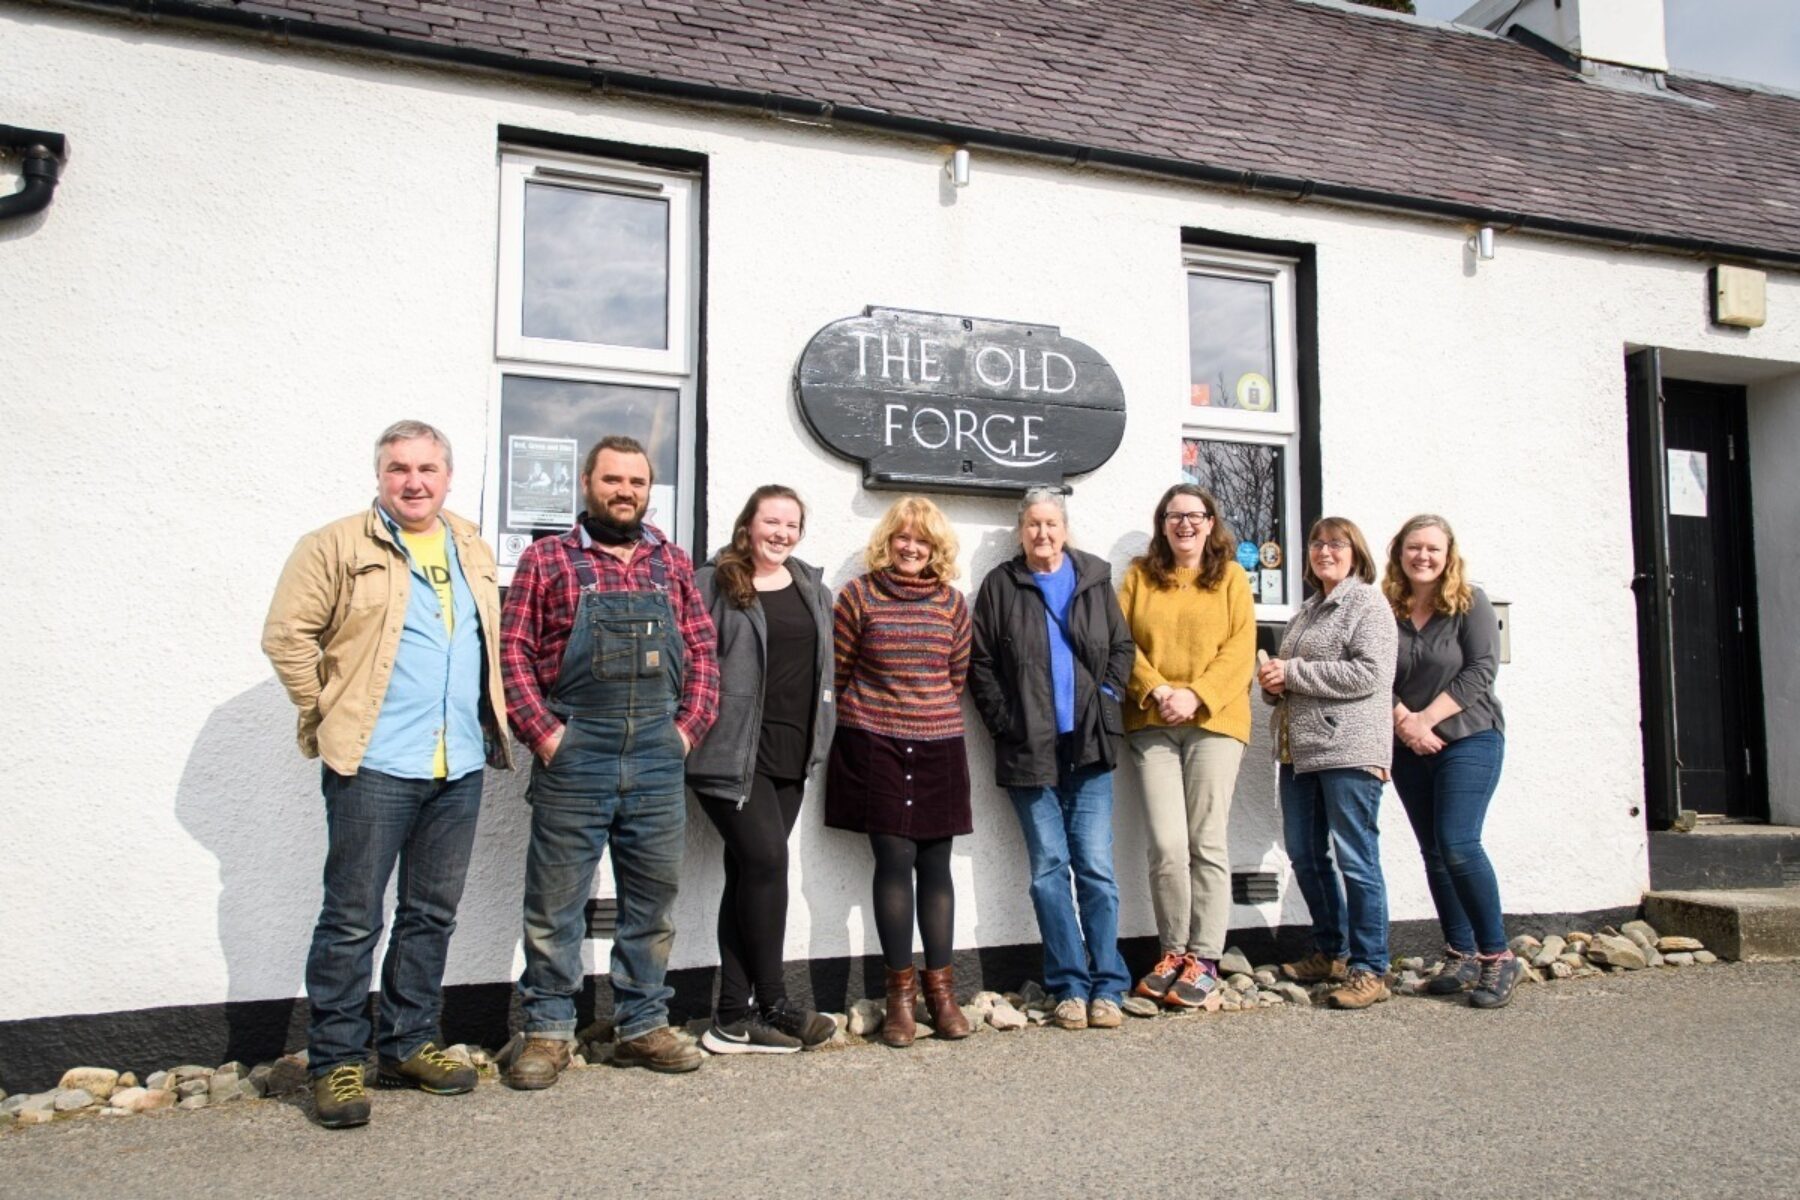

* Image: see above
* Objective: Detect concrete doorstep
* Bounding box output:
[1643,886,1800,961]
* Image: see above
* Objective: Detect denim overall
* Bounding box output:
[517,538,690,1043]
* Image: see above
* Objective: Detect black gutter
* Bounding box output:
[0,124,69,220]
[37,0,1800,269]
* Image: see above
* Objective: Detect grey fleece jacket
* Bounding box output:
[1264,576,1399,773]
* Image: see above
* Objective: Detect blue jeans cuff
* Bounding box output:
[618,1019,670,1043]
[522,1024,577,1041]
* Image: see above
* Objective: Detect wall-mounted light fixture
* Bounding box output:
[1473,225,1496,260]
[946,147,971,188]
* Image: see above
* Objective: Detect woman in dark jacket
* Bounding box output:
[687,485,837,1055]
[970,488,1136,1032]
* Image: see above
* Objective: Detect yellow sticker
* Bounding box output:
[1236,372,1273,412]
[1260,542,1283,569]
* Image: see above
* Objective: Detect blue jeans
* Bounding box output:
[1007,763,1131,1004]
[1280,765,1389,975]
[1391,730,1507,955]
[518,728,686,1043]
[306,767,483,1074]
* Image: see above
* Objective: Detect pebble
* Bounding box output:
[216,1061,246,1080]
[1587,934,1648,970]
[1120,996,1161,1018]
[145,1071,170,1091]
[53,1089,95,1112]
[1642,944,1666,968]
[1274,981,1312,1005]
[986,1001,1027,1031]
[58,1068,119,1100]
[1252,969,1279,988]
[177,1095,208,1111]
[209,1073,243,1104]
[1695,950,1718,964]
[846,998,885,1037]
[1236,986,1260,1005]
[1018,981,1050,1009]
[244,1065,272,1098]
[1549,960,1573,979]
[117,1072,138,1089]
[1218,948,1254,977]
[18,1092,56,1115]
[171,1065,212,1084]
[1508,935,1542,956]
[1657,935,1704,953]
[108,1087,148,1111]
[1666,951,1695,966]
[1257,992,1282,1007]
[136,1090,177,1113]
[1398,957,1426,974]
[1559,952,1586,969]
[1566,931,1593,946]
[968,991,1004,1018]
[0,1094,29,1117]
[16,1109,53,1126]
[176,1079,208,1100]
[1621,919,1661,945]
[1531,936,1567,969]
[1225,973,1255,992]
[1220,998,1241,1012]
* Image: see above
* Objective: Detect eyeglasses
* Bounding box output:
[1165,512,1212,528]
[1308,539,1351,553]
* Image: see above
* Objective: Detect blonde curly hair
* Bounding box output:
[1382,513,1474,617]
[865,495,961,582]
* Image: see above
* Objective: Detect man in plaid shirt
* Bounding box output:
[500,434,718,1087]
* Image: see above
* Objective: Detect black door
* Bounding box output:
[1662,379,1766,819]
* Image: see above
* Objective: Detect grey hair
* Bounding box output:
[374,420,453,472]
[1016,486,1068,526]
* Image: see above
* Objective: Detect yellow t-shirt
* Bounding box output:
[399,525,454,778]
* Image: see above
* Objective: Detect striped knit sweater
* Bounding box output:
[833,569,971,740]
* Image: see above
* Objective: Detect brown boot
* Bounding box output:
[919,965,972,1039]
[881,966,918,1048]
[503,1037,571,1091]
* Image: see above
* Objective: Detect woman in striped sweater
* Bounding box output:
[825,495,974,1049]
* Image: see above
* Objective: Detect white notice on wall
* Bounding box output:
[1260,569,1284,606]
[508,436,580,530]
[1667,448,1708,518]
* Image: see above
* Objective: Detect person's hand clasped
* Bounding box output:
[1258,657,1287,695]
[1395,710,1444,755]
[1156,686,1201,724]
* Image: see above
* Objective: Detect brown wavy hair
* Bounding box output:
[713,485,807,609]
[1133,483,1234,591]
[1381,513,1474,617]
[1301,516,1376,590]
[866,495,961,582]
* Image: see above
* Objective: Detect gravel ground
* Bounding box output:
[4,962,1798,1199]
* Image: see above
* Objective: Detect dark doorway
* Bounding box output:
[1662,379,1767,819]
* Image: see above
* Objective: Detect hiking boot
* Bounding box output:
[312,1063,370,1129]
[1425,947,1483,995]
[1052,998,1088,1030]
[920,965,973,1040]
[612,1026,703,1073]
[762,1004,837,1049]
[1469,953,1527,1010]
[1281,951,1350,985]
[1327,969,1392,1010]
[1163,955,1219,1009]
[377,1042,476,1095]
[700,1015,801,1055]
[1087,998,1123,1029]
[1134,949,1185,1001]
[503,1037,571,1090]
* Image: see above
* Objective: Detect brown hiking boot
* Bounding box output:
[881,966,919,1048]
[1327,969,1391,1009]
[1281,951,1349,985]
[611,1026,703,1073]
[504,1037,571,1090]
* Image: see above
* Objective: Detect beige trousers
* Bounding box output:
[1128,726,1245,960]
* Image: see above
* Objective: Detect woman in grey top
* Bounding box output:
[1384,514,1522,1008]
[1258,517,1398,1011]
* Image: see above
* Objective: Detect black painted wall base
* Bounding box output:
[0,906,1639,1094]
[1648,829,1800,891]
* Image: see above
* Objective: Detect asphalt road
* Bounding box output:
[4,963,1798,1199]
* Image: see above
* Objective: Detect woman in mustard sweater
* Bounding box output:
[1118,484,1256,1008]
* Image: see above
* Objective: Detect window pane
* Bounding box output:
[1181,437,1287,604]
[1187,273,1276,413]
[522,182,669,349]
[497,375,680,565]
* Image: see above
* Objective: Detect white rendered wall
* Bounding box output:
[5,10,1800,1025]
[1749,373,1800,826]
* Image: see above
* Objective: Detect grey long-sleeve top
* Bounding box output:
[1393,586,1505,741]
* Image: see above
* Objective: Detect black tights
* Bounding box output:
[697,774,804,1022]
[869,833,955,972]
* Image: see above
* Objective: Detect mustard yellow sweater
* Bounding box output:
[1118,560,1257,742]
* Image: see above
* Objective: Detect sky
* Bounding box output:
[1409,0,1800,90]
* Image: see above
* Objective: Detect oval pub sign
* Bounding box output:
[795,307,1126,494]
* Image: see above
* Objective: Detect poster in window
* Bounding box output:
[507,436,580,531]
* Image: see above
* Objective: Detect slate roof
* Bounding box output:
[37,0,1800,262]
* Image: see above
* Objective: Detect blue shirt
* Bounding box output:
[362,511,486,781]
[1033,556,1078,736]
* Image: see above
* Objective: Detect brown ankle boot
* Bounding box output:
[881,966,918,1048]
[919,965,972,1039]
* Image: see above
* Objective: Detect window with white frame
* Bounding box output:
[486,147,700,579]
[1180,248,1301,619]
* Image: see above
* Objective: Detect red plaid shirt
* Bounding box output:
[500,523,719,756]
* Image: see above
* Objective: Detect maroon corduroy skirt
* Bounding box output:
[824,725,972,839]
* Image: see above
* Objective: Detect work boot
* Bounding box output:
[1425,946,1483,995]
[1281,951,1349,985]
[503,1037,571,1090]
[1327,968,1392,1010]
[881,966,919,1048]
[1469,952,1527,1010]
[611,1026,704,1073]
[312,1063,371,1129]
[377,1042,477,1095]
[919,965,972,1039]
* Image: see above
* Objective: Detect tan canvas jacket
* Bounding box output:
[261,504,515,775]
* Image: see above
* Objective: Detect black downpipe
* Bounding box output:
[0,126,70,221]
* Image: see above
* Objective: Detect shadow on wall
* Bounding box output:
[174,678,530,1067]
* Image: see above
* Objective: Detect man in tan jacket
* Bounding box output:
[262,420,513,1129]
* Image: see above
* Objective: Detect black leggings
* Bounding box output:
[697,773,804,1021]
[869,833,955,972]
